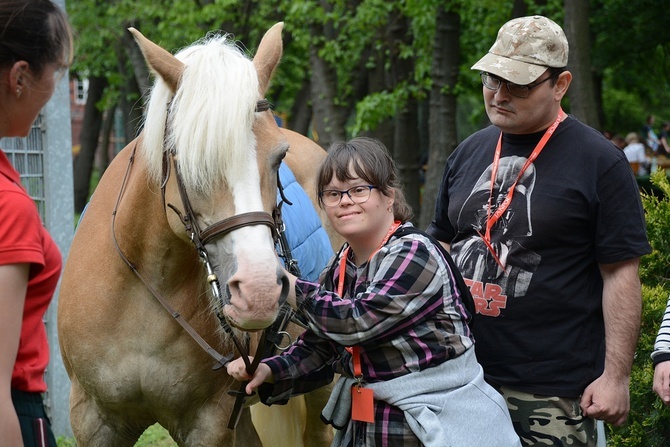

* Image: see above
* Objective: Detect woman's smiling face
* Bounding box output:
[322,166,393,246]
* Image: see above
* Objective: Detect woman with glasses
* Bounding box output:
[0,1,73,446]
[228,137,520,446]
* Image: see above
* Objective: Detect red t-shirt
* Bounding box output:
[0,150,61,393]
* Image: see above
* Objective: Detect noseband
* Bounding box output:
[111,98,293,429]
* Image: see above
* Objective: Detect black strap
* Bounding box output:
[393,227,476,328]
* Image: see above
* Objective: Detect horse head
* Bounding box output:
[128,23,290,331]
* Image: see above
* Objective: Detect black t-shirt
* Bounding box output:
[427,116,651,397]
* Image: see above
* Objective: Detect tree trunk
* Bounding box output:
[121,72,144,142]
[564,0,600,129]
[419,5,460,230]
[308,1,349,149]
[511,0,528,19]
[117,40,144,142]
[309,42,347,149]
[98,104,116,176]
[385,14,421,220]
[287,81,312,135]
[362,47,394,155]
[394,97,421,222]
[123,27,151,99]
[73,75,107,213]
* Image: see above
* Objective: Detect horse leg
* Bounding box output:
[233,408,264,447]
[251,397,306,447]
[68,379,145,447]
[163,400,259,447]
[303,386,334,446]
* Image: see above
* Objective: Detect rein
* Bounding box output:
[111,98,296,429]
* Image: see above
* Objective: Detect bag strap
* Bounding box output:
[393,226,476,328]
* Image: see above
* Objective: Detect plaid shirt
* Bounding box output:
[261,223,473,445]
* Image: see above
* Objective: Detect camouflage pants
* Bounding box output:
[493,384,598,447]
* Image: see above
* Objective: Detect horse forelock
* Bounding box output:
[141,34,261,193]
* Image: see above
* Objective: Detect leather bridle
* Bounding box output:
[111,98,295,429]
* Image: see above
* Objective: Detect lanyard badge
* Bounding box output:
[337,220,401,424]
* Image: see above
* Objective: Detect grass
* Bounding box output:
[57,424,177,446]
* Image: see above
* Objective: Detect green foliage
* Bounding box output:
[639,170,670,284]
[601,86,649,135]
[133,424,177,446]
[57,424,177,446]
[593,0,670,133]
[67,0,670,140]
[352,88,408,134]
[607,171,670,446]
[56,436,77,447]
[607,285,670,446]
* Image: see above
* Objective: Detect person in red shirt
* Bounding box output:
[0,1,73,446]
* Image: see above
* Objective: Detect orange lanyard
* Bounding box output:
[339,220,401,376]
[479,110,565,269]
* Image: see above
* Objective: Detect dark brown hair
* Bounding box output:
[317,137,414,222]
[0,0,73,76]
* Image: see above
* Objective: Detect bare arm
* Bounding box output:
[580,258,641,425]
[661,136,670,154]
[0,263,29,447]
[652,294,670,404]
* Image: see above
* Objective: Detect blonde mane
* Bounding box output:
[141,34,260,193]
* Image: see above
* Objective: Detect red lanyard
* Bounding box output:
[480,110,565,269]
[339,220,401,376]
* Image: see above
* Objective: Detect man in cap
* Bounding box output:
[427,15,650,446]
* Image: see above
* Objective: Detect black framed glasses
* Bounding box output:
[480,71,561,98]
[319,185,379,207]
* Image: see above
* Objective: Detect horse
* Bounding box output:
[57,23,340,446]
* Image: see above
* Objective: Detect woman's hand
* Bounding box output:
[653,361,670,405]
[226,357,273,395]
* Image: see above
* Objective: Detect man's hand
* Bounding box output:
[580,373,630,426]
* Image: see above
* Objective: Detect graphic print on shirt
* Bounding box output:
[451,155,541,317]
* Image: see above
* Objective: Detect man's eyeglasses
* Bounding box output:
[480,71,561,98]
[319,185,379,207]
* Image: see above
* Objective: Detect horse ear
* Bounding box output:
[253,22,284,96]
[128,27,184,93]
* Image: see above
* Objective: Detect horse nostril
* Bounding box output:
[278,273,290,307]
[227,279,241,304]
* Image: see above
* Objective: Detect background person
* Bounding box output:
[427,15,650,447]
[658,121,670,156]
[609,134,626,151]
[0,1,73,445]
[228,137,520,446]
[643,115,660,154]
[622,132,650,176]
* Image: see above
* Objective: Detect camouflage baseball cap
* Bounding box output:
[471,15,568,85]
